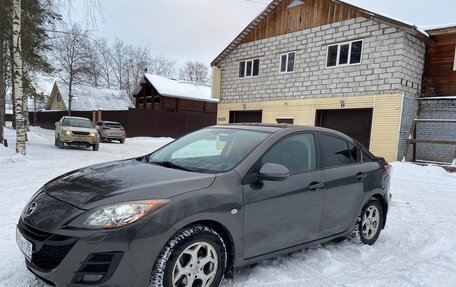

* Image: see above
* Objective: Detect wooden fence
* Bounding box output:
[6,109,217,139]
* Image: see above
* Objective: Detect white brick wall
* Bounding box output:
[218,17,426,103]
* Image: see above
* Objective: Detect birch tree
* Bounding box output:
[0,0,5,146]
[12,0,26,154]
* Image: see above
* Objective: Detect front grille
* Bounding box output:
[19,221,77,272]
[72,252,123,285]
[73,131,90,136]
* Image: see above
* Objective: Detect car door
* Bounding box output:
[318,133,366,238]
[242,133,326,258]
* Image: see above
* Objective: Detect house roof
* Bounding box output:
[211,0,430,67]
[422,24,456,35]
[49,81,133,111]
[132,74,217,103]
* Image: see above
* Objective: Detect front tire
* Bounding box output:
[57,137,64,149]
[350,198,383,245]
[149,225,227,287]
[92,143,99,151]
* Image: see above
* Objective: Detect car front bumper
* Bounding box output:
[60,134,99,145]
[18,218,176,287]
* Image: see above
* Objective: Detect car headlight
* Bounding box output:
[63,130,72,135]
[83,200,169,229]
[90,132,97,137]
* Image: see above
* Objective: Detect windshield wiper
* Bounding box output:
[150,161,194,172]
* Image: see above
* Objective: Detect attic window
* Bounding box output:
[287,0,304,9]
[57,92,62,102]
[453,46,456,71]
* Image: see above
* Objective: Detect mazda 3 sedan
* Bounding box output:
[17,124,391,287]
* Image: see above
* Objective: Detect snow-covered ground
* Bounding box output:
[1,126,456,286]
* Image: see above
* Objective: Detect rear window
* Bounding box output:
[320,134,351,168]
[105,123,123,128]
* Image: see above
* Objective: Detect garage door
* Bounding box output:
[229,110,262,123]
[315,109,373,148]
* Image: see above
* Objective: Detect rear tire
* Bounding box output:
[92,144,99,151]
[350,198,383,245]
[149,225,227,287]
[120,138,125,144]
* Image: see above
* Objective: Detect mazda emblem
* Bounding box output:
[25,202,38,217]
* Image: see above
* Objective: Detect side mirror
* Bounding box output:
[258,163,289,181]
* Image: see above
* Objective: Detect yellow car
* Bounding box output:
[55,116,100,151]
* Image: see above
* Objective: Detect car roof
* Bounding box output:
[213,123,354,142]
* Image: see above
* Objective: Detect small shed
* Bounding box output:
[47,81,133,111]
[131,74,218,115]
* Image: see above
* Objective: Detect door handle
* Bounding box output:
[357,172,367,181]
[309,182,324,191]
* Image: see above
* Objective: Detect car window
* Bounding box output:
[105,123,123,128]
[262,133,316,174]
[62,118,94,129]
[362,149,375,162]
[348,142,360,163]
[321,134,351,168]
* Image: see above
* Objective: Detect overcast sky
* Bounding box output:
[66,0,456,71]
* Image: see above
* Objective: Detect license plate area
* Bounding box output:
[16,228,33,260]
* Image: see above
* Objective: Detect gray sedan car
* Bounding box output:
[17,124,391,287]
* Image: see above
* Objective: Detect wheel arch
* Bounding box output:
[178,220,235,278]
[371,193,388,229]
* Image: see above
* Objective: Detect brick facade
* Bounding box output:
[219,17,425,103]
[416,99,456,163]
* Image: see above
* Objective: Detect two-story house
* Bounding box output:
[211,0,430,163]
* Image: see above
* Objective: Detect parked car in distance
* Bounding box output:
[95,120,126,144]
[18,124,391,287]
[55,116,100,151]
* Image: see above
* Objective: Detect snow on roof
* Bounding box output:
[418,96,456,100]
[54,81,133,111]
[420,23,456,31]
[132,74,217,103]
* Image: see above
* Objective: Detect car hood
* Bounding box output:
[42,158,216,210]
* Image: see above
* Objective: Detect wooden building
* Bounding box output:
[131,74,218,116]
[423,25,456,97]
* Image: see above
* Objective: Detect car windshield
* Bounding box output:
[148,128,270,173]
[62,118,94,129]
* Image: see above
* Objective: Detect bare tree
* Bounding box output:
[93,37,113,88]
[149,55,175,78]
[179,61,209,84]
[0,0,5,146]
[111,39,127,91]
[52,24,91,116]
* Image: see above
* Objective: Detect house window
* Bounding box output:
[56,92,62,102]
[239,58,260,78]
[326,40,363,67]
[276,117,294,124]
[280,52,295,73]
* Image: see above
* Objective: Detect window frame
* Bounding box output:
[318,132,362,169]
[56,92,62,103]
[453,46,456,71]
[279,51,296,74]
[238,58,261,79]
[326,39,364,68]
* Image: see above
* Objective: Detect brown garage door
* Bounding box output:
[229,110,262,123]
[315,109,373,148]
